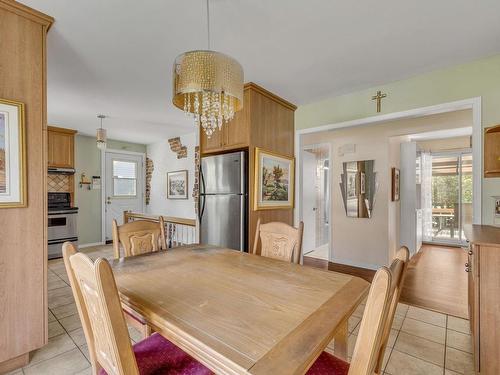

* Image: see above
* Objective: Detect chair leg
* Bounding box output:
[333,319,348,360]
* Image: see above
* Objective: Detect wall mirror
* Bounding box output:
[340,160,377,218]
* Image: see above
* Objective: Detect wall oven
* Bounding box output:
[48,193,78,259]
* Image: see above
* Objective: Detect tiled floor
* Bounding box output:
[10,245,474,374]
[303,243,329,260]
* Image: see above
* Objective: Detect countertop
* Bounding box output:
[464,224,500,247]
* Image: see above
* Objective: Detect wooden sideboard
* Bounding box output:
[0,0,53,372]
[464,224,500,375]
[200,83,297,253]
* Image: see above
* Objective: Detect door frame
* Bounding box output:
[100,148,146,243]
[300,143,332,261]
[295,97,482,266]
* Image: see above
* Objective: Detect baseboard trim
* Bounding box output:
[0,353,29,373]
[303,256,376,282]
[78,241,105,249]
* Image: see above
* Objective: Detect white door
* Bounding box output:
[104,151,145,241]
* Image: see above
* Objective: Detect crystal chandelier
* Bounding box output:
[172,0,243,138]
[96,114,107,150]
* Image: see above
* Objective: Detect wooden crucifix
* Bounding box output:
[371,90,387,113]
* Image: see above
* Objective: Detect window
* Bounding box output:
[113,160,137,197]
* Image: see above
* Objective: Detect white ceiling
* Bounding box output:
[20,0,500,144]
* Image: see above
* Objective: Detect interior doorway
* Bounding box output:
[427,150,473,245]
[103,150,145,242]
[301,144,330,261]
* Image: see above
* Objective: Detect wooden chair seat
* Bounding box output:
[306,351,350,375]
[98,333,211,375]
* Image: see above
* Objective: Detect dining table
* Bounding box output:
[110,244,369,375]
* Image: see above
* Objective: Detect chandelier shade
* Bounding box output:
[172,50,244,137]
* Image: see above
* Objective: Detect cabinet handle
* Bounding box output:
[465,262,469,268]
[468,250,473,256]
[465,267,470,272]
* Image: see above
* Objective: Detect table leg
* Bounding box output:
[334,319,348,360]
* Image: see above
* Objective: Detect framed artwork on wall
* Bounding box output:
[254,147,294,210]
[0,98,26,208]
[392,167,400,201]
[167,170,188,199]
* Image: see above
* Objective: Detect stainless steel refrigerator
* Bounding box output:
[199,151,247,251]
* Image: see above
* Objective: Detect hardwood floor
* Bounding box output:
[400,244,468,319]
[303,256,375,282]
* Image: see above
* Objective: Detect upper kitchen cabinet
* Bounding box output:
[200,83,294,155]
[47,126,77,168]
[484,124,500,177]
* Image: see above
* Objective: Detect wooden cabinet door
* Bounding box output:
[48,130,74,168]
[223,108,249,150]
[200,126,224,155]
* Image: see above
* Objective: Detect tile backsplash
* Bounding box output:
[48,174,71,192]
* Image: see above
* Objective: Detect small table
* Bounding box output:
[111,245,369,375]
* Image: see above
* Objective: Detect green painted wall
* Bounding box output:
[74,135,147,244]
[296,54,500,225]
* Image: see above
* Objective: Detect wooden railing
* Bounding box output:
[123,212,197,248]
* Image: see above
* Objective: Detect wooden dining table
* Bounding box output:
[110,244,369,375]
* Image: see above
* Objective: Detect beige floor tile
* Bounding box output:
[48,293,75,309]
[51,303,78,319]
[385,349,443,375]
[28,333,76,365]
[48,321,65,339]
[445,347,474,375]
[351,303,365,318]
[348,333,357,358]
[401,317,446,344]
[24,348,89,375]
[74,367,93,375]
[391,314,404,330]
[447,316,470,334]
[445,369,461,375]
[48,286,72,298]
[4,370,23,375]
[59,314,82,332]
[48,279,68,291]
[395,303,409,317]
[446,329,472,354]
[48,309,56,323]
[69,328,87,346]
[348,316,361,333]
[394,332,445,366]
[406,306,446,327]
[79,345,90,362]
[381,347,392,370]
[127,326,143,343]
[387,329,399,348]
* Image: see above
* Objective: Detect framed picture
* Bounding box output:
[167,170,188,199]
[254,147,294,210]
[0,99,26,208]
[391,167,400,201]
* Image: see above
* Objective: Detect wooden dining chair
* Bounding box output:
[252,218,304,264]
[112,217,167,259]
[112,218,167,339]
[62,242,212,375]
[374,246,410,374]
[307,261,404,375]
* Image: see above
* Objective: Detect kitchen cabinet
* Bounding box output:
[48,126,77,168]
[464,224,500,375]
[484,124,500,178]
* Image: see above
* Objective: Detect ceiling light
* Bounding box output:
[172,0,243,138]
[96,114,107,150]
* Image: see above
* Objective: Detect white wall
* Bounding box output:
[146,132,197,219]
[301,109,472,269]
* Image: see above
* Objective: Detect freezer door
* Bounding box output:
[200,194,245,251]
[201,151,245,194]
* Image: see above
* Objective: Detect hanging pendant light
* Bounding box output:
[172,0,243,138]
[96,114,107,150]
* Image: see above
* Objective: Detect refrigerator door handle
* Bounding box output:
[200,194,206,222]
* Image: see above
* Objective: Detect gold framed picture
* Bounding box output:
[254,147,294,210]
[0,98,26,208]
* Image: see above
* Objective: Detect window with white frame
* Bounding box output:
[112,160,137,197]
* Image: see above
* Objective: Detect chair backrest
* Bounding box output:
[252,219,304,264]
[64,243,139,375]
[374,246,410,374]
[112,217,166,259]
[349,264,399,375]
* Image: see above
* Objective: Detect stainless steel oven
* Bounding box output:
[48,192,78,259]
